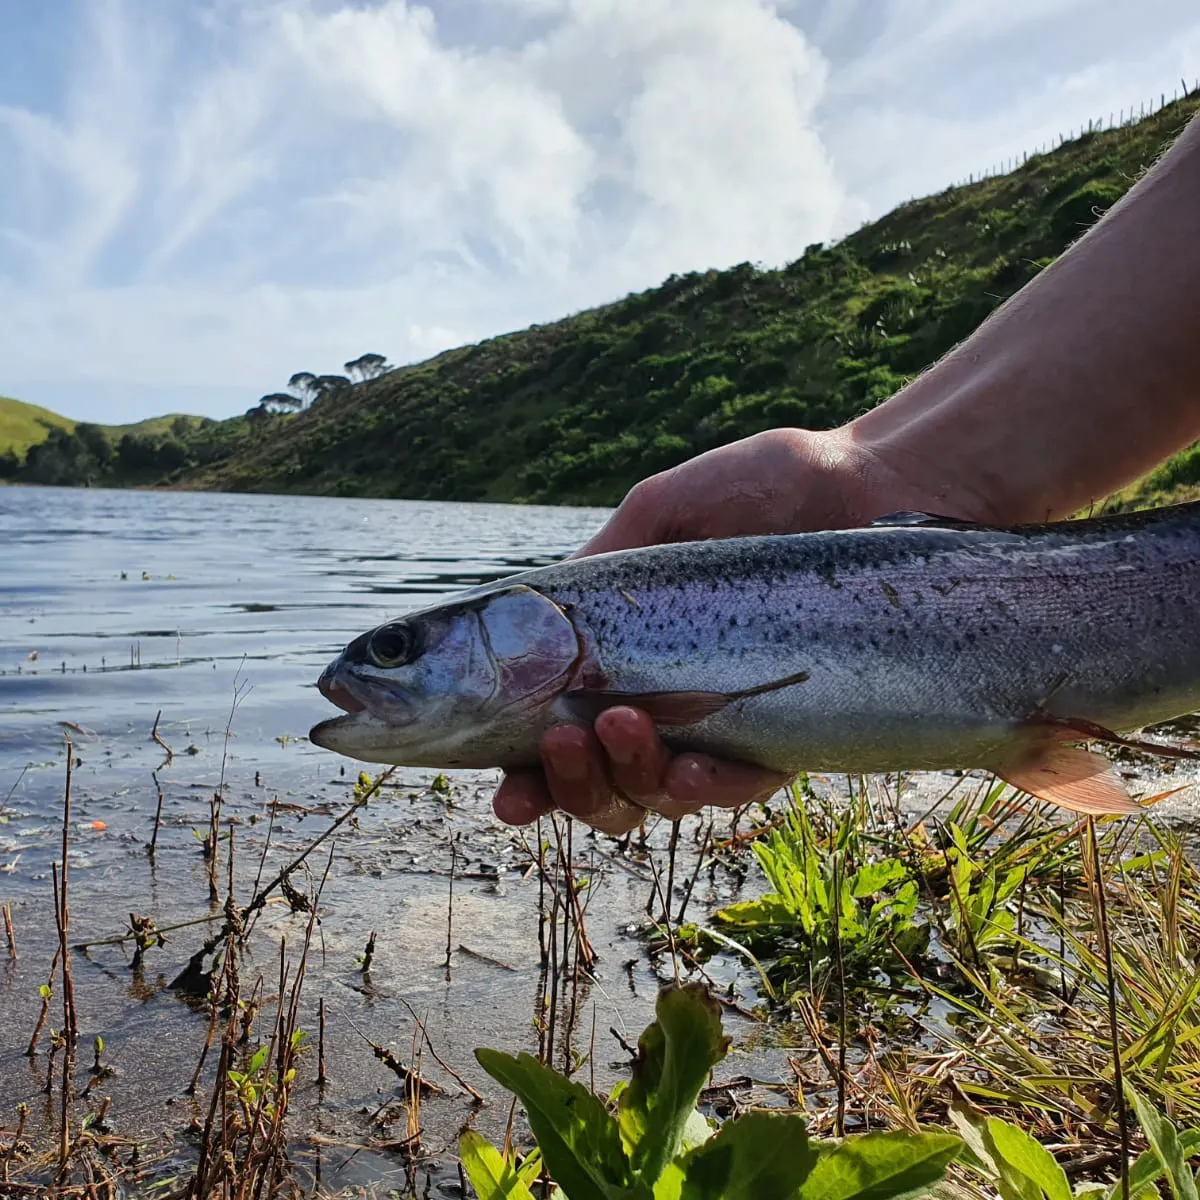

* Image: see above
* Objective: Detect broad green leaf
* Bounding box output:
[476,1049,640,1200]
[1125,1083,1200,1200]
[713,897,796,929]
[680,1109,714,1153]
[673,1111,815,1200]
[852,860,907,897]
[248,1044,271,1076]
[945,1089,998,1178]
[653,1161,685,1200]
[994,865,1029,907]
[618,985,731,1185]
[985,1118,1071,1200]
[459,1131,538,1200]
[797,1131,961,1200]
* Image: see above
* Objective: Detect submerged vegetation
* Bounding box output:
[4,93,1200,506]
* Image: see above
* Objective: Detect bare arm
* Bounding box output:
[494,111,1200,834]
[848,109,1200,525]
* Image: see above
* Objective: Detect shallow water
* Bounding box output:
[0,486,779,1191]
[1,486,608,764]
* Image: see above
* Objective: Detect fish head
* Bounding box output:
[309,584,580,767]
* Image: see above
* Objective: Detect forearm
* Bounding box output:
[847,111,1200,524]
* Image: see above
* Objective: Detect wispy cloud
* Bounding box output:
[0,0,1195,422]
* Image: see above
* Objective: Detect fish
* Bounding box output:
[310,502,1200,821]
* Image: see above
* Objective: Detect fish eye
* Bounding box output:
[367,622,414,668]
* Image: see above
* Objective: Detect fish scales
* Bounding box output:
[525,513,1200,773]
[309,502,1200,816]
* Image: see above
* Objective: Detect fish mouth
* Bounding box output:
[309,711,372,750]
[317,662,367,714]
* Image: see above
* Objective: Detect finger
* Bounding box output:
[493,768,555,826]
[658,753,792,819]
[594,706,671,806]
[542,724,647,836]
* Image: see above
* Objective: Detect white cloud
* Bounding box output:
[0,0,1196,423]
[816,0,1200,214]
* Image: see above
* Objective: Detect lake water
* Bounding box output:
[0,486,776,1192]
[1,486,608,770]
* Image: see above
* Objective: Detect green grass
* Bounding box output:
[0,396,75,458]
[101,413,208,441]
[0,397,207,459]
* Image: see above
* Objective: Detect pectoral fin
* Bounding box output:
[994,744,1142,816]
[563,670,812,727]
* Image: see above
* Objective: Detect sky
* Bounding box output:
[1,0,1198,424]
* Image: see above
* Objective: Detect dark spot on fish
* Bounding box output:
[879,581,902,609]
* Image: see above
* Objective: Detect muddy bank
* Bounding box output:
[0,720,786,1193]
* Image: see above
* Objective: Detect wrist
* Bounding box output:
[838,349,1072,527]
[804,415,1006,529]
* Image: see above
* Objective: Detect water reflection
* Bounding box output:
[0,485,608,766]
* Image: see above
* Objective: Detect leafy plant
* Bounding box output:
[462,984,961,1200]
[941,821,1030,963]
[703,795,929,1003]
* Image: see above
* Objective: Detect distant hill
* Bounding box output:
[0,396,75,459]
[4,91,1198,508]
[0,399,210,484]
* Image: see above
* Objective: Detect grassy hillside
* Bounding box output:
[106,414,209,441]
[181,93,1197,506]
[6,92,1198,504]
[0,403,211,484]
[0,396,75,458]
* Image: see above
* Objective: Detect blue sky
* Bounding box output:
[1,0,1197,423]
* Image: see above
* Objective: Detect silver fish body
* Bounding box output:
[310,503,1200,811]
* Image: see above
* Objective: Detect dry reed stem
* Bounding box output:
[150,709,173,763]
[317,997,327,1089]
[1087,817,1130,1200]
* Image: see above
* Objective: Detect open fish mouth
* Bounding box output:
[317,665,367,714]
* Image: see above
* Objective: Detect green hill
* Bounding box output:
[5,91,1198,506]
[0,396,75,458]
[0,401,211,484]
[106,414,209,441]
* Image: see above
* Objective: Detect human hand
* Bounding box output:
[492,425,949,835]
[496,107,1200,834]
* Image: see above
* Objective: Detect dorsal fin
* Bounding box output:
[870,510,989,530]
